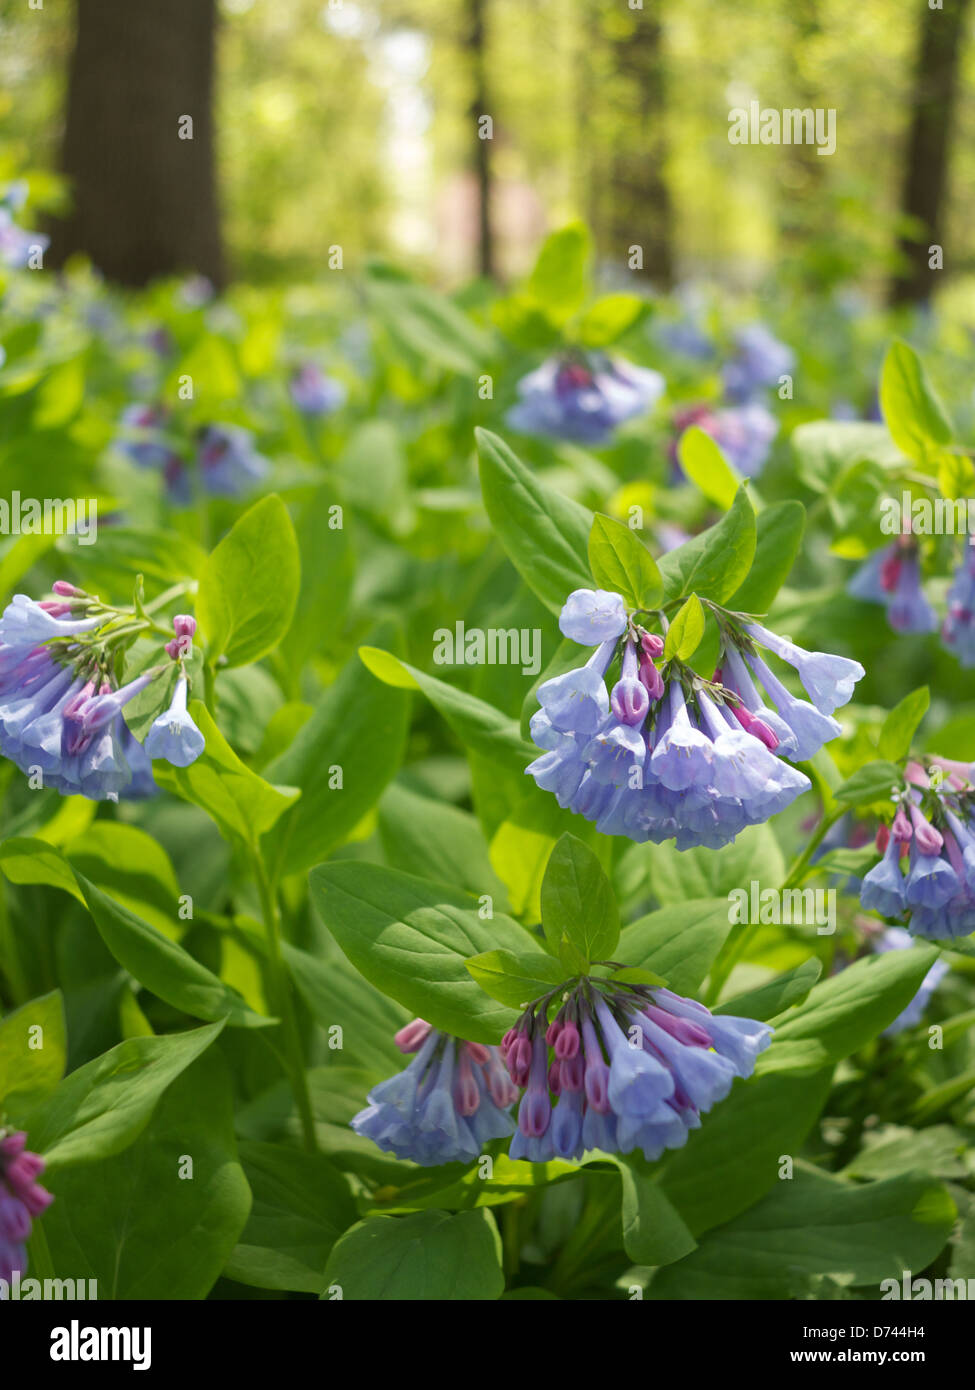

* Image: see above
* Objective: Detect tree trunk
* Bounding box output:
[608,3,674,287]
[50,0,224,288]
[889,0,971,307]
[466,0,495,279]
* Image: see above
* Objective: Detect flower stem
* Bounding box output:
[250,850,318,1153]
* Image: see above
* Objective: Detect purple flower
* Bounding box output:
[0,594,102,651]
[0,1131,53,1286]
[351,1020,518,1166]
[942,546,975,667]
[144,675,205,767]
[0,610,164,802]
[526,589,864,849]
[721,324,794,403]
[858,764,975,940]
[848,542,937,634]
[196,424,269,497]
[743,623,864,716]
[503,983,771,1163]
[559,590,628,645]
[507,353,665,446]
[289,364,346,418]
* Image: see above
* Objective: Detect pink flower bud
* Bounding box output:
[173,614,197,638]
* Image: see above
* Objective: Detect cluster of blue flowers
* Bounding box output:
[115,408,269,506]
[0,181,48,271]
[526,587,864,850]
[860,757,975,940]
[351,984,770,1168]
[668,323,792,479]
[848,538,936,634]
[720,323,795,404]
[351,1019,518,1165]
[0,588,205,801]
[502,981,770,1162]
[671,400,779,479]
[289,362,346,418]
[507,353,664,446]
[942,546,975,667]
[850,539,975,666]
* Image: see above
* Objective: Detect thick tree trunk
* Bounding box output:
[608,3,674,287]
[466,0,495,279]
[50,0,224,288]
[889,0,971,307]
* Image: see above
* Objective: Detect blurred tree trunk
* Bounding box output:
[466,0,495,279]
[608,3,674,286]
[889,0,971,307]
[50,0,224,288]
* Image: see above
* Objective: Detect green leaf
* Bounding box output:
[476,427,592,614]
[880,339,953,466]
[878,686,929,763]
[526,222,590,321]
[465,948,566,1008]
[758,944,940,1073]
[281,944,410,1075]
[618,900,733,995]
[74,873,273,1029]
[576,293,645,347]
[0,990,66,1104]
[616,1155,698,1266]
[262,633,410,879]
[40,1049,251,1299]
[664,593,706,661]
[0,836,84,902]
[587,512,662,610]
[714,957,823,1022]
[9,1021,225,1169]
[309,861,531,1042]
[488,786,607,920]
[657,485,757,603]
[197,494,300,668]
[651,1167,955,1299]
[540,832,620,966]
[322,1208,504,1300]
[224,1141,356,1294]
[727,500,805,614]
[833,759,903,806]
[153,701,300,847]
[379,782,509,907]
[364,266,493,374]
[677,426,741,511]
[358,646,530,771]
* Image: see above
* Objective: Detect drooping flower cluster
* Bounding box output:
[942,546,975,668]
[350,1019,518,1165]
[848,537,937,634]
[115,408,269,505]
[501,979,771,1162]
[671,400,779,479]
[526,588,864,850]
[0,588,205,800]
[0,1131,53,1285]
[859,758,975,940]
[289,363,346,418]
[507,352,665,446]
